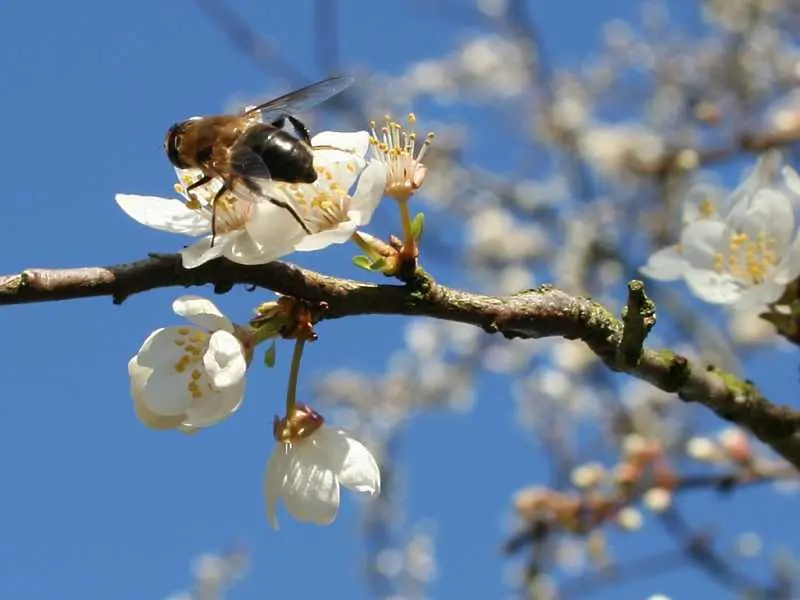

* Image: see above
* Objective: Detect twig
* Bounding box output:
[2,255,800,471]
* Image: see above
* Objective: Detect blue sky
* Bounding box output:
[1,1,799,599]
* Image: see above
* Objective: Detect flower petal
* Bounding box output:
[132,394,186,430]
[347,160,388,226]
[681,220,727,271]
[203,330,247,389]
[733,282,785,312]
[282,439,341,525]
[180,235,234,269]
[265,444,289,530]
[294,222,358,252]
[312,131,370,158]
[684,268,743,304]
[327,429,381,496]
[115,194,210,236]
[727,188,795,252]
[314,149,365,192]
[640,245,687,281]
[134,325,203,370]
[183,379,245,427]
[173,296,233,333]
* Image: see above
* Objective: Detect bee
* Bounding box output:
[164,75,355,239]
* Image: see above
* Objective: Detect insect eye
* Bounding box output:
[165,122,187,168]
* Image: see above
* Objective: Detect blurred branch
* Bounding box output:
[2,256,800,471]
[192,0,307,86]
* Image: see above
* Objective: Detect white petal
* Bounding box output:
[140,368,195,416]
[773,238,800,284]
[314,149,365,192]
[294,222,358,252]
[265,444,289,530]
[134,325,204,370]
[347,161,388,226]
[783,165,800,198]
[312,131,370,158]
[180,236,232,269]
[727,188,795,251]
[115,194,210,236]
[203,330,247,389]
[322,429,381,496]
[223,204,306,264]
[640,245,687,281]
[282,439,341,525]
[183,379,245,427]
[680,220,727,271]
[128,355,152,400]
[684,269,743,304]
[732,282,785,312]
[173,296,233,332]
[133,326,207,415]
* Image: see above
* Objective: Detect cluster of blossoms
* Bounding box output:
[117,118,433,528]
[641,153,800,313]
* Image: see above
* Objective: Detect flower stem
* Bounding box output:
[285,337,306,416]
[398,197,413,242]
[397,197,419,263]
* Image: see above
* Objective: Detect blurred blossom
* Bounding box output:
[476,0,507,18]
[616,507,643,531]
[404,319,441,358]
[468,206,550,264]
[729,310,778,345]
[555,537,587,573]
[737,532,763,558]
[577,122,665,177]
[495,265,535,295]
[550,340,598,374]
[765,88,800,135]
[483,338,538,373]
[643,487,673,513]
[513,176,570,211]
[457,35,530,98]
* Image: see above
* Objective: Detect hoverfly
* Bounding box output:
[164,75,354,240]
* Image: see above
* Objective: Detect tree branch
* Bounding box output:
[3,254,800,470]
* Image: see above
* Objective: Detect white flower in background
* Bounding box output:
[680,185,800,310]
[129,296,252,431]
[265,406,380,529]
[642,155,800,305]
[256,131,387,252]
[641,181,726,282]
[116,170,307,269]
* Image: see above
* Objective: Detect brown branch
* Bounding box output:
[2,255,800,471]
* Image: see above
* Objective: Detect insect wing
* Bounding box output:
[244,75,354,122]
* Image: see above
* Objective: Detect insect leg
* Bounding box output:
[186,174,213,193]
[266,196,313,235]
[210,182,228,247]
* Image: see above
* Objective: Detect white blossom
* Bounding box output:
[116,170,305,269]
[644,157,800,310]
[256,131,387,251]
[128,296,250,431]
[116,131,384,267]
[265,413,380,529]
[641,181,726,282]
